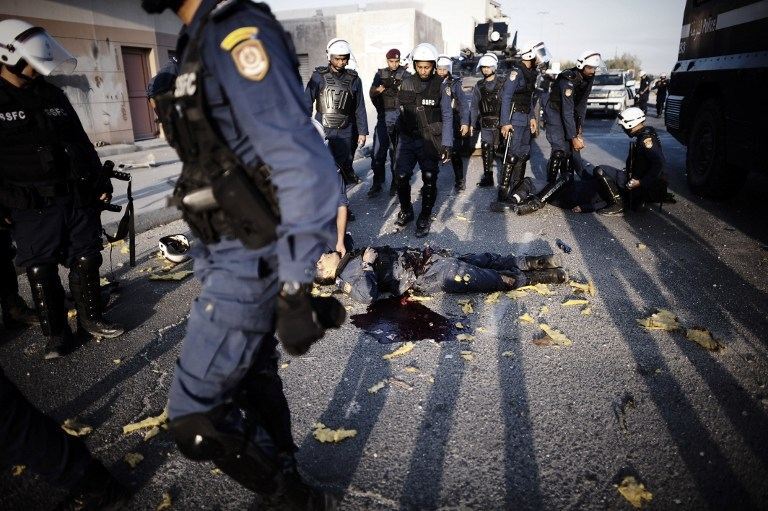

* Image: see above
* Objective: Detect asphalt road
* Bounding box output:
[2,113,767,510]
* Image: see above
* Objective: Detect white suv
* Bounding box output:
[587,71,631,116]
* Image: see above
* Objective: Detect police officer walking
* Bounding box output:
[637,70,652,114]
[143,0,344,507]
[393,43,453,238]
[0,19,124,359]
[653,73,669,117]
[495,40,550,208]
[463,52,504,187]
[516,50,601,215]
[368,48,406,198]
[306,37,368,187]
[435,54,468,192]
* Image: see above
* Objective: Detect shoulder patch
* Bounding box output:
[643,137,654,149]
[508,70,518,81]
[446,86,451,97]
[564,88,573,97]
[220,28,270,81]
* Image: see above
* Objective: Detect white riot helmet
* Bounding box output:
[0,19,76,76]
[436,54,453,73]
[346,54,358,71]
[411,43,439,63]
[576,50,602,69]
[618,107,646,130]
[518,40,551,65]
[639,70,646,77]
[476,52,498,71]
[158,234,191,264]
[326,37,351,58]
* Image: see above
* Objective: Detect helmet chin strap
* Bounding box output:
[7,59,35,84]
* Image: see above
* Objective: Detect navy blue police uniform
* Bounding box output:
[152,0,341,503]
[146,55,180,99]
[333,247,564,304]
[497,64,539,202]
[369,65,407,195]
[638,75,652,113]
[393,71,453,237]
[446,74,469,191]
[0,228,37,329]
[469,73,506,186]
[305,62,368,186]
[653,77,668,117]
[0,73,122,357]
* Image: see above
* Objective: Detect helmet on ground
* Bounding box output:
[576,50,602,69]
[618,107,645,130]
[476,52,498,71]
[326,38,351,58]
[0,19,76,75]
[411,43,439,62]
[158,234,191,264]
[518,40,551,65]
[436,54,453,73]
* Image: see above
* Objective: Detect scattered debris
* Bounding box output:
[455,322,465,329]
[613,392,636,431]
[501,351,514,358]
[123,409,168,435]
[143,427,161,441]
[280,362,290,369]
[382,342,415,360]
[506,290,528,299]
[636,243,648,251]
[460,351,474,362]
[312,422,357,443]
[581,306,592,316]
[517,283,553,296]
[484,291,501,304]
[476,326,488,333]
[124,453,144,468]
[406,294,432,302]
[368,380,388,394]
[617,476,653,508]
[156,491,173,511]
[562,299,589,307]
[100,277,112,287]
[569,280,596,296]
[113,359,121,364]
[211,468,223,476]
[62,419,93,437]
[518,313,535,324]
[456,215,469,221]
[555,238,572,254]
[539,305,549,315]
[686,328,724,352]
[11,465,25,477]
[149,270,193,282]
[404,366,419,373]
[636,309,680,331]
[457,334,475,342]
[389,378,413,390]
[535,324,573,347]
[458,299,474,315]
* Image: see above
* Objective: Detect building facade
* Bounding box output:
[1,0,180,145]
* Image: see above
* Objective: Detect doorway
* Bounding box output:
[121,46,156,140]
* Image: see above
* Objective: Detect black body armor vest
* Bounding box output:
[548,68,592,111]
[0,79,103,209]
[510,65,537,114]
[478,75,504,128]
[398,73,443,136]
[628,126,667,203]
[315,68,357,129]
[379,66,407,110]
[155,2,284,248]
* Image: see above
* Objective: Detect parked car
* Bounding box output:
[587,71,632,116]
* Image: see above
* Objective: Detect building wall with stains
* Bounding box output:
[1,0,181,144]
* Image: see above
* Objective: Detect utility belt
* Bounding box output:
[30,181,75,198]
[169,164,280,250]
[512,102,531,114]
[481,115,500,129]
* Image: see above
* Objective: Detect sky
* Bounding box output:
[274,0,687,73]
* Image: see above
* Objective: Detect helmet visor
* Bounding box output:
[16,27,76,76]
[532,43,551,65]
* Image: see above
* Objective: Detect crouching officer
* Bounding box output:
[464,53,503,187]
[0,20,124,359]
[306,38,368,187]
[569,107,668,215]
[517,50,600,215]
[143,0,344,507]
[436,54,469,192]
[494,40,550,209]
[393,43,453,238]
[368,48,406,197]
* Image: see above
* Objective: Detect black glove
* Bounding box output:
[276,283,346,356]
[440,145,452,162]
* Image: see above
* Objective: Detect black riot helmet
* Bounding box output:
[141,0,184,14]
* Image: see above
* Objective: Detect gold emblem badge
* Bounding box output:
[565,88,573,97]
[220,27,270,81]
[509,70,518,81]
[643,137,654,149]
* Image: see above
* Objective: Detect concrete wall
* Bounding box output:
[280,15,337,85]
[1,0,180,144]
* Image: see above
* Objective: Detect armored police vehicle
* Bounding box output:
[665,0,768,198]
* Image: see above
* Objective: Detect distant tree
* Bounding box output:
[605,52,642,72]
[560,60,576,70]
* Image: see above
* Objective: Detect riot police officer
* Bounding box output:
[516,50,601,215]
[653,73,669,117]
[143,0,344,507]
[569,107,668,215]
[435,54,468,192]
[368,48,406,197]
[495,40,550,209]
[0,19,124,359]
[464,52,504,187]
[393,43,453,238]
[306,37,368,187]
[637,70,652,114]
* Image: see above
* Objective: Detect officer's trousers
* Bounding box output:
[417,252,521,294]
[395,134,440,207]
[503,121,532,160]
[325,125,356,172]
[167,238,295,452]
[0,230,19,302]
[371,109,400,184]
[0,366,92,488]
[480,126,501,148]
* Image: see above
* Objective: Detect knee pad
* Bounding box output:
[422,170,437,186]
[27,263,60,281]
[70,253,102,273]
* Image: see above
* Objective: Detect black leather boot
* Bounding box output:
[27,265,74,359]
[596,172,625,216]
[69,255,124,339]
[478,143,495,187]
